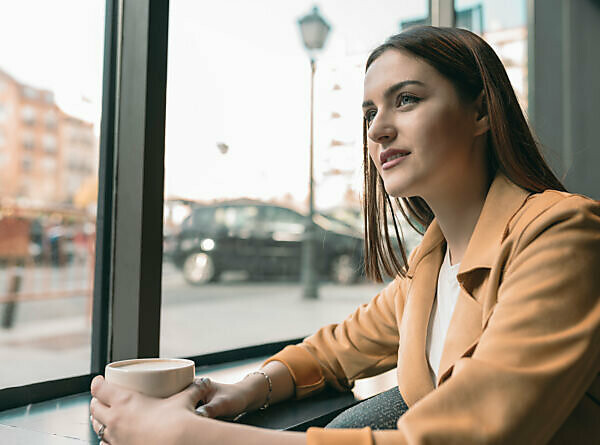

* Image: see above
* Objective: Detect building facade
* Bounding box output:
[0,68,97,208]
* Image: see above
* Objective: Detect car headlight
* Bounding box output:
[200,238,215,251]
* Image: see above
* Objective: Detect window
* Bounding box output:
[20,154,33,172]
[22,131,34,149]
[0,0,105,391]
[43,91,54,104]
[455,0,528,111]
[21,105,36,125]
[21,86,38,100]
[41,156,56,172]
[1,0,596,419]
[160,0,429,358]
[262,206,305,236]
[42,133,57,153]
[45,110,58,129]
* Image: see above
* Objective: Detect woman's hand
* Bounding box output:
[89,375,210,445]
[192,377,257,419]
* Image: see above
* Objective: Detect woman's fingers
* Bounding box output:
[90,413,112,444]
[175,377,213,410]
[197,393,240,419]
[90,375,116,407]
[90,396,111,425]
[177,377,226,418]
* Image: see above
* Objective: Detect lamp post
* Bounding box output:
[297,6,331,299]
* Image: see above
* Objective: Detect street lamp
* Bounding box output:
[297,6,331,299]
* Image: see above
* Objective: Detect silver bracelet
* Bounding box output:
[244,371,272,411]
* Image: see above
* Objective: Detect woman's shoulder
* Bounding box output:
[507,188,600,244]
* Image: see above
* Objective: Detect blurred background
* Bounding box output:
[1,0,597,389]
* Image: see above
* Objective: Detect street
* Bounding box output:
[0,263,383,388]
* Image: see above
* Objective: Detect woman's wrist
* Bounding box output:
[236,373,271,413]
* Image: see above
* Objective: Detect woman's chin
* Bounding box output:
[383,182,411,198]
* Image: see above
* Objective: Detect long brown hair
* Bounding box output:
[363,26,567,283]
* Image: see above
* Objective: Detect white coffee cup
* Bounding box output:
[105,358,195,398]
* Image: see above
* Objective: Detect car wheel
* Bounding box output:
[183,252,217,285]
[331,254,358,285]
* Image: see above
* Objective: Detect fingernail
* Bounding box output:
[89,414,93,424]
[196,407,208,417]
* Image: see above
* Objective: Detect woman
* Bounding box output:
[89,26,600,444]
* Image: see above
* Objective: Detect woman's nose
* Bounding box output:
[367,116,397,145]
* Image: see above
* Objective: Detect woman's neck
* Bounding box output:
[426,169,491,266]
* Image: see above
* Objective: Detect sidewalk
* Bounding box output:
[1,276,383,388]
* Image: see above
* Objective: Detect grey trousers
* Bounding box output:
[325,387,408,430]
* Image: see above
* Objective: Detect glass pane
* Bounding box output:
[454,0,528,112]
[0,1,105,388]
[161,0,426,358]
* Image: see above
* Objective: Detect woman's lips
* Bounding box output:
[382,153,410,170]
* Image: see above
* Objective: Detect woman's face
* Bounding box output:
[363,49,485,199]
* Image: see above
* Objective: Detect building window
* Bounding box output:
[22,132,35,150]
[18,179,32,197]
[22,86,38,100]
[43,133,57,153]
[45,110,58,129]
[21,105,36,125]
[44,91,55,104]
[21,155,33,172]
[41,156,57,173]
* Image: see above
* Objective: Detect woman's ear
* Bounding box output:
[473,91,489,136]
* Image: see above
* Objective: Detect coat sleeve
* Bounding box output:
[307,195,600,444]
[263,269,412,399]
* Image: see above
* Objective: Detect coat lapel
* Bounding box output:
[398,221,443,406]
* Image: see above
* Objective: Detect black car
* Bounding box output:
[169,200,364,285]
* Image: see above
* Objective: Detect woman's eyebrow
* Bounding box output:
[362,80,425,108]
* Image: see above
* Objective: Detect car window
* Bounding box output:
[214,205,260,229]
[262,206,305,234]
[263,206,304,224]
[183,207,214,229]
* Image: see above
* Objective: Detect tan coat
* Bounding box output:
[265,172,600,444]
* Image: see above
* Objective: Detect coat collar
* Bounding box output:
[406,171,531,279]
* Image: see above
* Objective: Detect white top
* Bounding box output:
[426,247,461,386]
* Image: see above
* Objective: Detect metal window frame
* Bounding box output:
[430,0,455,27]
[108,0,169,362]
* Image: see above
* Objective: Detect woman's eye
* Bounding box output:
[397,94,419,107]
[365,110,376,125]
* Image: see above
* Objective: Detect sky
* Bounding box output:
[0,0,105,127]
[0,0,525,210]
